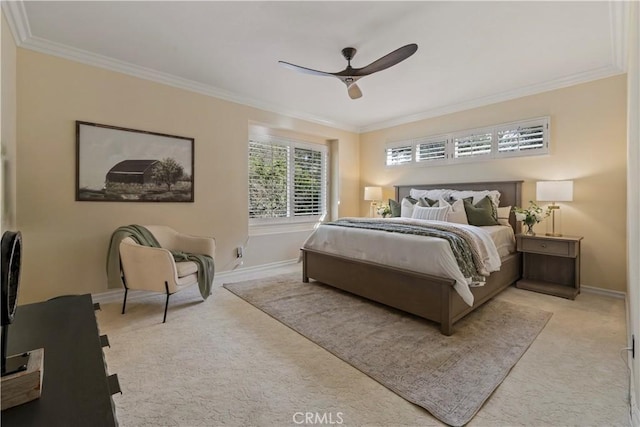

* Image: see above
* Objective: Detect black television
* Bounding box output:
[1,230,26,376]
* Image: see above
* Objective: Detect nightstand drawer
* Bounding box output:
[521,238,570,256]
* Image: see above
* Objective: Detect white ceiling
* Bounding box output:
[3,1,627,132]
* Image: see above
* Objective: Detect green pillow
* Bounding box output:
[463,196,499,226]
[389,199,401,217]
[417,197,437,207]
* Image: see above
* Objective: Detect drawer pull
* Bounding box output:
[540,244,547,248]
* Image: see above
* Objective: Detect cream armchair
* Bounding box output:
[119,225,216,322]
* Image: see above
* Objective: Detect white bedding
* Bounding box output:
[302,218,515,307]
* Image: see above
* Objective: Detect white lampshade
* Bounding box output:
[536,181,574,202]
[364,186,383,201]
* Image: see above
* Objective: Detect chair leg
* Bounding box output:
[163,281,171,323]
[121,288,128,315]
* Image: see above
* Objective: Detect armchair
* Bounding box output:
[118,225,215,323]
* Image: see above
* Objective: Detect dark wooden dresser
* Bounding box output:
[1,294,119,426]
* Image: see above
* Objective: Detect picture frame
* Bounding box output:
[76,121,194,202]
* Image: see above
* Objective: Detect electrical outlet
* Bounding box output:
[236,246,243,258]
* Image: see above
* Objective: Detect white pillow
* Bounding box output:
[411,205,450,221]
[497,206,512,226]
[437,197,469,224]
[409,188,452,201]
[401,197,416,218]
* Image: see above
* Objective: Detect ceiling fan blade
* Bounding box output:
[348,83,362,99]
[278,61,333,78]
[352,43,418,77]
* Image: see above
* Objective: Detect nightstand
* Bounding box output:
[515,234,583,299]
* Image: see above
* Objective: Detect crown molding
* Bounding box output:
[1,0,358,133]
[610,0,629,71]
[3,0,628,135]
[1,0,30,43]
[357,65,625,133]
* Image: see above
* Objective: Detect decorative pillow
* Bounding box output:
[497,206,512,226]
[411,205,450,221]
[450,190,501,210]
[389,199,401,217]
[400,196,418,218]
[463,196,499,226]
[417,196,437,207]
[437,197,469,224]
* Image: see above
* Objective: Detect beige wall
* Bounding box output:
[1,11,17,231]
[360,76,627,292]
[16,49,359,303]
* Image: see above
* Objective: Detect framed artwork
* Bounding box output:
[76,121,194,202]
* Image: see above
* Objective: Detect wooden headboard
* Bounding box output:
[394,180,523,233]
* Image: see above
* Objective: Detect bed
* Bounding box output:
[301,180,523,335]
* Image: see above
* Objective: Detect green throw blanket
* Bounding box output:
[107,225,215,299]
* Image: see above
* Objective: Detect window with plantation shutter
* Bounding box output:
[385,144,413,166]
[453,130,492,159]
[496,118,549,156]
[249,135,327,225]
[416,136,447,163]
[385,116,549,167]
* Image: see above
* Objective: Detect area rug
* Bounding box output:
[223,273,552,427]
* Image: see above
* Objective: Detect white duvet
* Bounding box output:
[302,217,513,306]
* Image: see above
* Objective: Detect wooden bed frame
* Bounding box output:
[301,180,523,335]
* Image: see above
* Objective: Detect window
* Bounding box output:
[249,135,327,225]
[416,136,447,163]
[384,116,549,167]
[385,144,413,166]
[453,130,492,160]
[496,118,548,155]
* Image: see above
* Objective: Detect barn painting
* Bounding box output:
[76,121,194,202]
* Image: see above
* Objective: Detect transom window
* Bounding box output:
[385,117,549,167]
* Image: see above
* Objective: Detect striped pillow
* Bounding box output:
[410,205,450,221]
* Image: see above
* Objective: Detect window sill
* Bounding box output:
[249,221,321,236]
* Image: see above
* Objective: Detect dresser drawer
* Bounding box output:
[520,238,571,256]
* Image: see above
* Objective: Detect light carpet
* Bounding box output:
[224,273,552,427]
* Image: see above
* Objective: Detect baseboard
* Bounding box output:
[580,285,626,299]
[214,258,299,284]
[91,258,300,304]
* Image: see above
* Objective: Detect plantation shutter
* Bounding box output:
[497,118,548,154]
[293,147,325,216]
[453,131,492,159]
[248,140,289,219]
[385,144,413,166]
[416,137,447,162]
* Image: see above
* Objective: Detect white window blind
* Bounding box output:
[293,147,324,217]
[385,145,413,166]
[249,136,327,224]
[416,137,447,162]
[453,131,492,159]
[497,118,548,154]
[385,116,550,167]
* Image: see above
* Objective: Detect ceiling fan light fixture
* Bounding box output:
[279,43,418,99]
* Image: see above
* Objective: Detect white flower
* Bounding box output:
[515,212,526,221]
[535,213,543,221]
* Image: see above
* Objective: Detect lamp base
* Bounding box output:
[545,232,563,237]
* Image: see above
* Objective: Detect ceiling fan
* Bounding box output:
[279,43,418,99]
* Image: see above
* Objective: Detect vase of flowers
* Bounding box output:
[377,203,391,218]
[512,202,551,235]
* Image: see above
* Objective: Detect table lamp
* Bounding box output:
[536,180,573,237]
[364,186,383,217]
